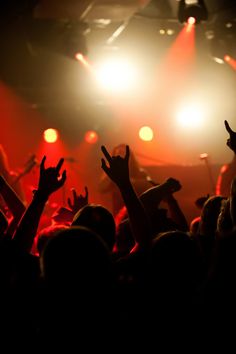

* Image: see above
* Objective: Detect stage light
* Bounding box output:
[95,59,137,92]
[224,55,230,62]
[200,153,208,160]
[224,55,236,70]
[177,104,204,128]
[43,128,59,143]
[84,130,98,144]
[226,22,233,29]
[139,126,154,142]
[187,17,196,25]
[75,53,84,61]
[167,29,175,35]
[178,0,208,25]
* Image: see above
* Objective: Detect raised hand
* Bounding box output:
[165,177,182,194]
[225,120,236,153]
[67,186,88,214]
[37,156,66,197]
[101,145,130,187]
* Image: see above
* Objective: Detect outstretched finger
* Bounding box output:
[224,120,234,135]
[40,156,46,173]
[125,145,130,162]
[101,146,112,164]
[58,170,66,186]
[56,158,64,173]
[72,188,77,200]
[68,197,73,210]
[101,158,110,174]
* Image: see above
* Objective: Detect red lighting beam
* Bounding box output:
[224,55,236,71]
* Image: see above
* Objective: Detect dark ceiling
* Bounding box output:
[0,1,236,108]
[0,1,236,167]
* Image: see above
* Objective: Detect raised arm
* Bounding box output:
[164,194,188,232]
[140,178,181,207]
[230,176,236,227]
[0,175,25,217]
[139,177,188,230]
[225,120,236,154]
[0,175,26,237]
[101,145,152,252]
[13,156,66,253]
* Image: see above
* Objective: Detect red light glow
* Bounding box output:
[224,55,230,62]
[224,55,236,70]
[84,130,98,144]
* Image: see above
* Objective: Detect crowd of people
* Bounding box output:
[0,120,236,351]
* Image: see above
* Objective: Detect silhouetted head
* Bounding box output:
[41,226,112,292]
[200,195,226,236]
[190,216,201,235]
[35,224,68,256]
[115,218,135,255]
[72,204,116,251]
[149,231,200,300]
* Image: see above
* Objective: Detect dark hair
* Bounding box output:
[41,226,112,290]
[72,204,116,251]
[35,224,68,255]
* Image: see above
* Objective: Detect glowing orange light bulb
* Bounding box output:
[85,130,98,144]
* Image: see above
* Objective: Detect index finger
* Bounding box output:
[71,188,77,200]
[224,120,234,134]
[56,158,64,172]
[40,156,46,173]
[125,145,130,162]
[101,145,112,163]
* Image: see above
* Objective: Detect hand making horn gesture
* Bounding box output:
[37,156,67,198]
[101,145,130,187]
[225,120,236,153]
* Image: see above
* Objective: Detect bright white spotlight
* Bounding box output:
[43,128,59,143]
[139,126,154,141]
[187,16,196,25]
[95,59,137,92]
[177,104,205,128]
